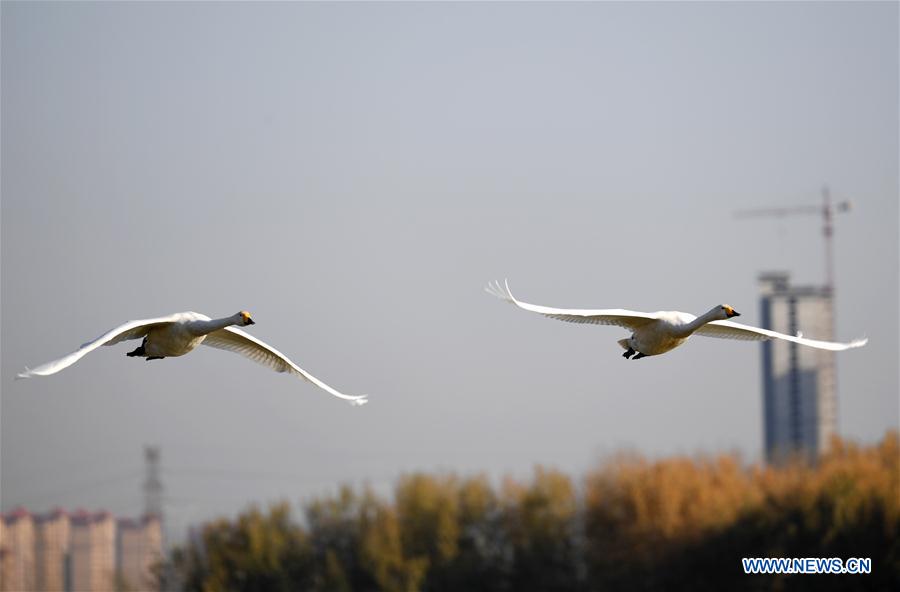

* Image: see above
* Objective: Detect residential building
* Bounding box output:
[69,511,116,592]
[118,515,162,591]
[0,507,35,592]
[35,509,70,592]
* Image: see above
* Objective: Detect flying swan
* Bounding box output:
[17,311,368,406]
[486,280,867,360]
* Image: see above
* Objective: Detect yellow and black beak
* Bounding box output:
[727,309,741,318]
[246,317,255,325]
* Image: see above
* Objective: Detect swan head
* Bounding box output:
[238,311,255,326]
[717,304,741,319]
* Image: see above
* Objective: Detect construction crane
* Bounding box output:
[735,186,851,297]
[737,187,852,464]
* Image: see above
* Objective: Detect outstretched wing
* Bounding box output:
[694,320,868,351]
[201,327,368,406]
[486,279,658,330]
[17,315,183,379]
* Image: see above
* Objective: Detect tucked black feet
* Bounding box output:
[127,338,148,357]
[632,352,647,360]
[146,356,165,361]
[623,348,636,359]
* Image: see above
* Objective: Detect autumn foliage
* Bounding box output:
[174,431,898,591]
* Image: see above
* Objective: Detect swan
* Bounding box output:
[486,280,867,360]
[16,311,368,406]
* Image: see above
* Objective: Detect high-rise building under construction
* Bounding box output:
[759,272,836,465]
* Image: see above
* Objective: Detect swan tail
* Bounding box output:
[349,395,369,407]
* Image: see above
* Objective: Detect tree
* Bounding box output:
[505,467,582,591]
[176,502,311,592]
[172,431,899,592]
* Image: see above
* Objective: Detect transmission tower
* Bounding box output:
[143,446,164,519]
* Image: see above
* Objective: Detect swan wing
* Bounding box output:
[694,320,868,351]
[486,280,658,330]
[17,315,183,379]
[201,327,368,406]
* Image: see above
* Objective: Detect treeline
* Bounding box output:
[173,431,898,591]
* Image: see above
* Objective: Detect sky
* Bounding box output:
[2,2,897,543]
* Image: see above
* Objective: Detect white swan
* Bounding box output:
[17,311,368,406]
[486,280,867,360]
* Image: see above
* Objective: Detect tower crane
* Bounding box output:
[735,186,851,297]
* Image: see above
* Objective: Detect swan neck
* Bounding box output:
[188,315,241,336]
[679,309,721,337]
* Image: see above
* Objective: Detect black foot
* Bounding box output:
[127,338,147,357]
[146,356,165,361]
[632,353,647,360]
[622,348,636,359]
[126,346,146,357]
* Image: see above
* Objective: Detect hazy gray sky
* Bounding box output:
[3,2,897,541]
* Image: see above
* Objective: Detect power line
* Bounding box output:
[3,470,142,508]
